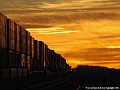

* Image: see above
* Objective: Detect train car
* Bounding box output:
[1,68,9,84]
[0,16,11,84]
[26,31,31,70]
[15,23,21,53]
[65,64,71,72]
[45,48,51,75]
[0,49,8,68]
[0,12,8,68]
[39,41,44,71]
[7,19,15,51]
[0,12,71,85]
[56,54,61,72]
[34,40,40,71]
[20,27,26,68]
[0,13,9,84]
[17,67,28,81]
[7,19,21,68]
[16,23,21,68]
[61,57,66,72]
[50,50,55,72]
[44,44,49,70]
[30,36,34,71]
[20,27,26,54]
[0,12,7,49]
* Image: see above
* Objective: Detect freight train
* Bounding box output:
[0,12,71,84]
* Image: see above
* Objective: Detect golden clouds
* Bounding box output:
[1,0,120,69]
[1,0,120,12]
[63,48,120,69]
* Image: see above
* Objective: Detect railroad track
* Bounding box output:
[45,81,81,90]
[21,77,94,90]
[0,76,66,90]
[22,76,70,90]
[1,76,95,90]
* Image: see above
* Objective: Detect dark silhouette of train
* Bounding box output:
[0,12,71,84]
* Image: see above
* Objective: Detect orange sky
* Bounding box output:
[1,0,120,69]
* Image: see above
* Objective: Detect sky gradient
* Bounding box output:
[1,0,120,69]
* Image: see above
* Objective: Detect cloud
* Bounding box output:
[63,48,120,62]
[96,34,120,40]
[27,27,78,34]
[1,0,120,31]
[1,0,120,15]
[63,47,120,68]
[4,11,120,30]
[23,24,53,28]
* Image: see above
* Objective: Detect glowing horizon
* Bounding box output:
[1,0,120,69]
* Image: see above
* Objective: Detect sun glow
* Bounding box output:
[106,46,120,49]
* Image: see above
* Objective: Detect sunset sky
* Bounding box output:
[1,0,120,69]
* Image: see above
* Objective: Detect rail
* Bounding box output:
[22,77,70,90]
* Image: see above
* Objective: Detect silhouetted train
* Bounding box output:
[0,12,71,84]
